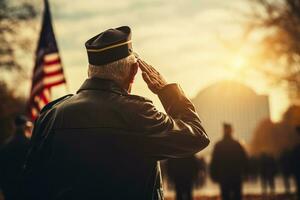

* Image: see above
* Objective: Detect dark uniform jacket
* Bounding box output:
[23,78,209,200]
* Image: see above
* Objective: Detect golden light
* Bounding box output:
[232,55,246,70]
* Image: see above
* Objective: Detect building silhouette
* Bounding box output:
[192,80,270,154]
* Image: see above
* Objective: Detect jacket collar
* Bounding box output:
[77,78,128,95]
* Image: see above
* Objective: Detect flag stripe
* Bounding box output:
[44,63,63,73]
[45,58,60,66]
[39,90,50,106]
[45,68,63,76]
[27,0,66,121]
[45,79,66,89]
[33,63,64,83]
[34,95,46,110]
[30,81,44,99]
[30,73,65,100]
[31,107,39,119]
[44,53,59,62]
[44,74,65,85]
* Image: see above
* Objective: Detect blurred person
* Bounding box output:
[194,157,207,189]
[293,145,300,200]
[22,26,209,200]
[258,154,277,196]
[166,156,206,200]
[292,126,300,200]
[279,150,293,195]
[210,123,247,200]
[0,115,31,200]
[246,157,260,183]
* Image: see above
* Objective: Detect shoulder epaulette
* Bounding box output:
[40,94,73,114]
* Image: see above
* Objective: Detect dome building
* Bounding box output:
[193,80,270,154]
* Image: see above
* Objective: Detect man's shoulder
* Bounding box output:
[40,94,73,115]
[214,138,232,149]
[124,94,152,103]
[230,138,243,147]
[33,94,74,138]
[116,93,153,107]
[220,138,236,144]
[116,94,155,114]
[214,140,223,150]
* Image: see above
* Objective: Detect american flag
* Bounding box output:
[28,0,66,121]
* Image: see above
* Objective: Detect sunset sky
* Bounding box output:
[14,0,290,121]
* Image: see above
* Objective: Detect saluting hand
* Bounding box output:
[138,59,168,94]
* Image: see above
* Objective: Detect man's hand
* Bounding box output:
[138,59,168,94]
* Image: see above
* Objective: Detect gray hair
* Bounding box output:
[88,54,137,83]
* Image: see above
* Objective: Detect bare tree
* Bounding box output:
[249,106,300,157]
[0,0,37,71]
[0,0,37,143]
[247,0,300,100]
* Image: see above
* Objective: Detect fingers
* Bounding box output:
[144,62,156,74]
[139,60,155,86]
[142,72,159,94]
[138,58,167,94]
[137,60,150,73]
[142,72,153,85]
[137,57,160,76]
[144,62,157,74]
[138,59,156,74]
[140,60,158,74]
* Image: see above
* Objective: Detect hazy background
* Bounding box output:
[11,0,289,122]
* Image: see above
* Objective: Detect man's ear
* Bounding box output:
[129,62,138,83]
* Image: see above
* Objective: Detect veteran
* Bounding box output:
[24,26,209,200]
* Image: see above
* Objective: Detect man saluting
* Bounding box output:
[24,26,209,200]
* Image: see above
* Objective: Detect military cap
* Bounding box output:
[85,26,133,65]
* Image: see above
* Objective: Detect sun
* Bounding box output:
[232,55,246,70]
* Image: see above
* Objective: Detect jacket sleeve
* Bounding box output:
[127,83,209,159]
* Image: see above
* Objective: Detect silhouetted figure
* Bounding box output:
[210,123,247,200]
[0,115,31,200]
[279,150,293,195]
[166,156,206,200]
[293,145,300,200]
[194,157,207,189]
[258,154,277,196]
[293,127,300,200]
[246,157,260,183]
